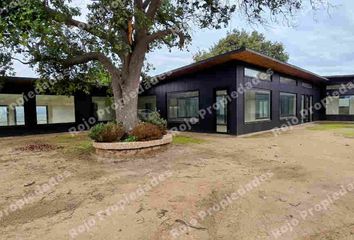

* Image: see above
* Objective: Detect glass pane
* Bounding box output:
[0,106,8,126]
[245,90,271,122]
[302,82,312,89]
[92,97,115,121]
[36,95,75,124]
[280,93,296,118]
[245,68,271,81]
[0,94,25,126]
[15,106,25,125]
[167,91,199,121]
[280,77,297,86]
[326,96,339,115]
[36,106,48,124]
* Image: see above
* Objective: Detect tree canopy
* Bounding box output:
[194,29,289,62]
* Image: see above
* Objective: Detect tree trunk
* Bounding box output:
[111,43,147,132]
[111,67,141,132]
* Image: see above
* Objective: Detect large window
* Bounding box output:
[326,96,354,115]
[245,68,271,81]
[92,97,115,121]
[245,90,271,122]
[36,95,75,124]
[280,77,297,86]
[280,92,296,118]
[168,91,199,121]
[0,94,25,126]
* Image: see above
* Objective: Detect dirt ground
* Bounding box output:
[0,123,354,240]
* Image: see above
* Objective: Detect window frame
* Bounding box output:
[244,89,272,123]
[0,105,9,126]
[301,81,313,89]
[35,95,76,125]
[14,106,25,126]
[167,90,200,122]
[36,105,49,125]
[244,67,272,81]
[280,76,297,86]
[326,95,354,116]
[279,92,297,119]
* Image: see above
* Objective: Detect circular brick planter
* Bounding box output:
[93,134,173,158]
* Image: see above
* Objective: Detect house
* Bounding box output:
[0,48,353,136]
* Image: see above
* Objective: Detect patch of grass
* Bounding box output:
[173,135,206,145]
[307,123,354,131]
[308,123,354,138]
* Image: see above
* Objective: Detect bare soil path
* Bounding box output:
[0,123,353,240]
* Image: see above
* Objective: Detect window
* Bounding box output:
[245,90,271,122]
[15,106,25,125]
[92,97,115,121]
[138,96,157,111]
[339,96,350,115]
[302,82,312,89]
[36,95,75,124]
[36,106,48,124]
[326,85,342,90]
[245,68,271,81]
[326,95,354,115]
[280,77,297,86]
[168,91,199,121]
[0,106,8,126]
[0,94,25,126]
[280,93,296,118]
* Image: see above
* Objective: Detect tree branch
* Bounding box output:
[146,28,185,47]
[44,7,110,42]
[146,0,162,19]
[61,52,121,81]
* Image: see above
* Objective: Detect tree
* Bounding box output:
[0,0,323,131]
[194,29,289,62]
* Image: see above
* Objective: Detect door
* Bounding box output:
[301,95,313,123]
[215,90,228,133]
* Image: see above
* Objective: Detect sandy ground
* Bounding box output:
[0,123,354,240]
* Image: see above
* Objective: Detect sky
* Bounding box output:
[12,0,354,78]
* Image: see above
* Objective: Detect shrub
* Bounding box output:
[131,123,164,141]
[143,111,167,134]
[89,122,125,142]
[123,135,138,142]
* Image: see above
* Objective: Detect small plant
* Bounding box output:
[89,122,125,142]
[143,111,167,134]
[131,122,164,141]
[123,135,138,142]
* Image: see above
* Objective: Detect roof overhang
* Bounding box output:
[156,48,328,84]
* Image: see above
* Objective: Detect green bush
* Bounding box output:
[144,111,167,134]
[89,122,125,142]
[131,122,164,141]
[123,135,138,142]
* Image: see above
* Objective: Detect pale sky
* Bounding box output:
[12,0,354,78]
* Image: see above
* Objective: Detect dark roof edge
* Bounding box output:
[155,47,328,82]
[243,48,328,81]
[324,74,354,79]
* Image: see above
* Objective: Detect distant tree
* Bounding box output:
[193,29,289,62]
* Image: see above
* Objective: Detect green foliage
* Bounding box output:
[131,123,164,141]
[143,111,167,133]
[89,122,125,142]
[173,135,205,144]
[123,135,138,142]
[193,29,289,62]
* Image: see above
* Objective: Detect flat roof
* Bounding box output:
[156,48,329,84]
